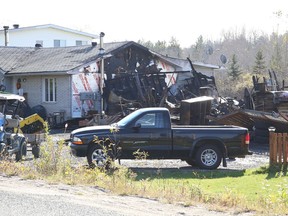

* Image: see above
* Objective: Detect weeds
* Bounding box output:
[259,179,288,214]
[33,133,72,177]
[133,149,149,160]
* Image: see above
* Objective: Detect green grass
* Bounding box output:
[128,167,288,214]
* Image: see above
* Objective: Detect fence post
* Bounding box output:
[268,127,276,166]
[277,133,283,164]
[283,133,288,166]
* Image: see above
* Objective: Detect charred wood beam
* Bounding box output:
[187,57,197,73]
[272,70,280,91]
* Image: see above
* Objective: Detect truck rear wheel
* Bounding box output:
[195,144,222,169]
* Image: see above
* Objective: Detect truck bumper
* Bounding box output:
[68,143,88,157]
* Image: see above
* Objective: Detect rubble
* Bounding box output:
[211,70,288,143]
[79,52,288,145]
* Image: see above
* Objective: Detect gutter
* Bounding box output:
[4,71,69,76]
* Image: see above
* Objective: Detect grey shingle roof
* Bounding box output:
[151,51,219,70]
[0,41,131,75]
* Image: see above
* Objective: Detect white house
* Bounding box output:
[0,24,98,47]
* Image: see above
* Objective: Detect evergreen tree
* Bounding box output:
[253,49,266,75]
[228,54,242,81]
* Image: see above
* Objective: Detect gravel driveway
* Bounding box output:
[120,143,269,171]
[49,130,270,171]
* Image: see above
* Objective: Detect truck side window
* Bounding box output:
[135,112,165,128]
[135,113,156,128]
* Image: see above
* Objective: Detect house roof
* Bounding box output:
[0,24,98,39]
[0,40,218,76]
[0,41,135,75]
[151,52,219,70]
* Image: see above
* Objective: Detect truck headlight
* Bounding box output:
[72,136,83,145]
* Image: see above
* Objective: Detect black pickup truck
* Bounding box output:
[69,107,250,169]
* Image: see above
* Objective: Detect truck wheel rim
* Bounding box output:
[91,149,106,166]
[201,149,217,166]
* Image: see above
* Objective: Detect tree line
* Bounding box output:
[138,27,288,98]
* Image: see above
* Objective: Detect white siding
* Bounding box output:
[10,75,71,120]
[0,28,94,47]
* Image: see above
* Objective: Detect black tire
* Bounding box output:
[0,143,7,159]
[15,141,27,162]
[32,145,40,158]
[195,144,222,170]
[87,144,108,168]
[31,105,47,120]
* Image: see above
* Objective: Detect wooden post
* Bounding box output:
[277,134,283,164]
[274,133,279,164]
[283,133,288,166]
[269,127,276,166]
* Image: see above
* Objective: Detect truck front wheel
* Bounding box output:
[195,144,222,169]
[87,144,109,168]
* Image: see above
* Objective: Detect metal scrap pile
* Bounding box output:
[211,70,288,143]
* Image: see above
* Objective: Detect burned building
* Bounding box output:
[99,42,219,116]
[0,41,219,125]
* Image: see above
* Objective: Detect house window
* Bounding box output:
[43,78,57,102]
[76,40,88,46]
[54,39,66,47]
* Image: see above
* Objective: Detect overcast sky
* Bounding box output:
[1,0,288,48]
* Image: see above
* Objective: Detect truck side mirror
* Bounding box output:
[133,122,141,130]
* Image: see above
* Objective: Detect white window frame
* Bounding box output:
[76,40,88,46]
[54,39,66,47]
[42,78,57,102]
